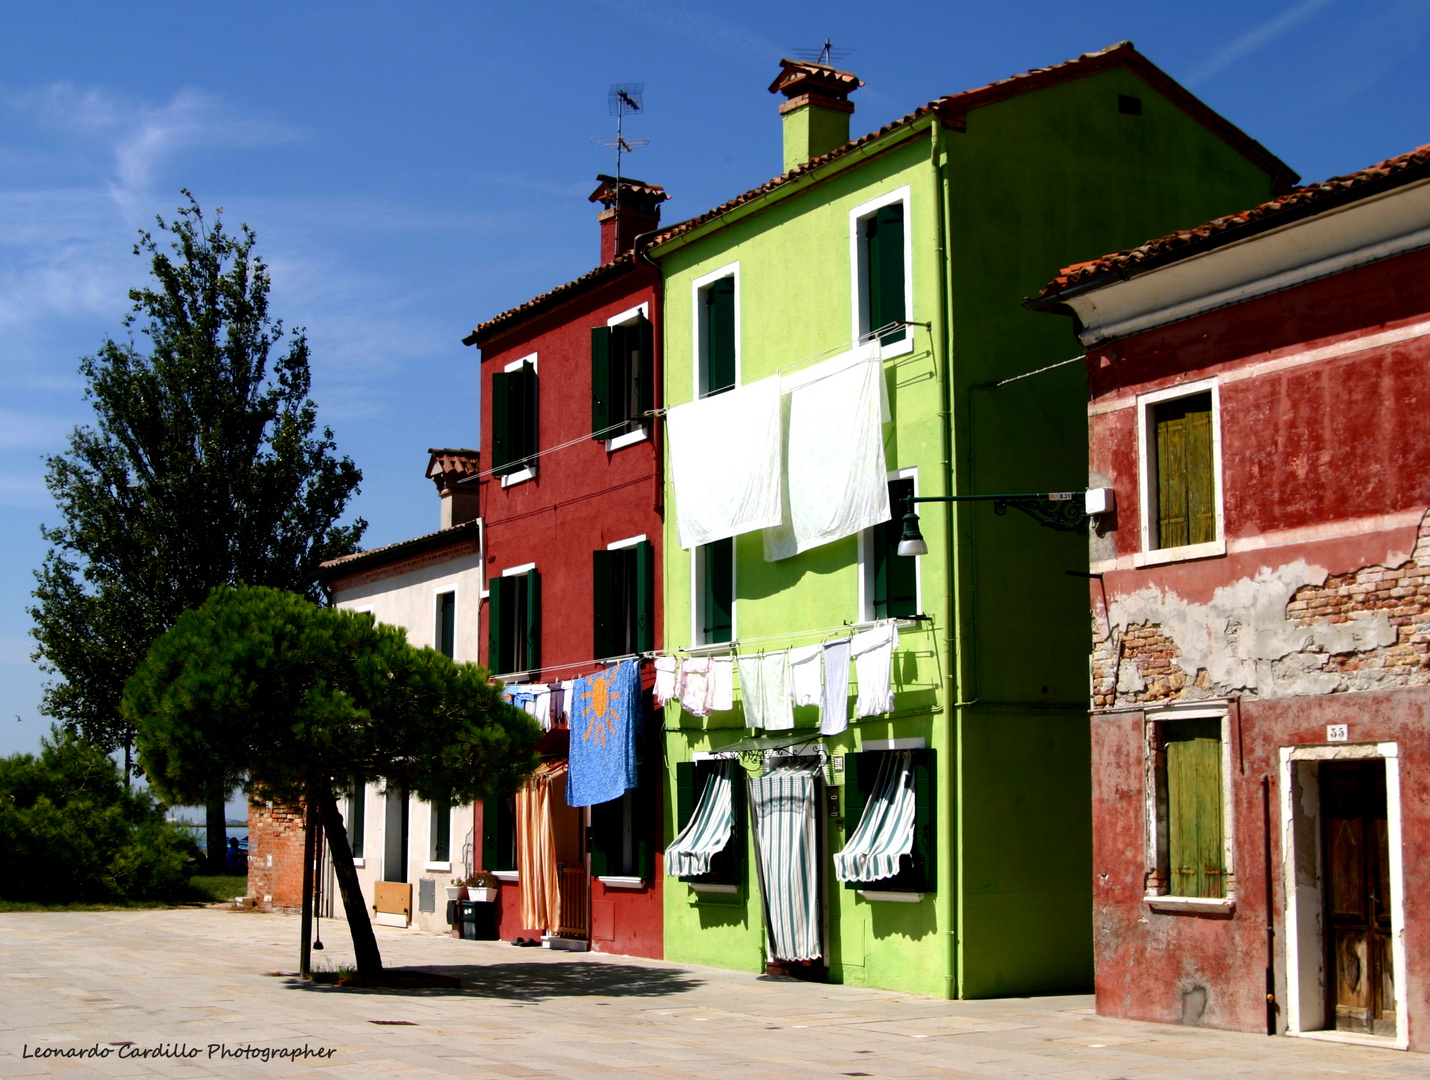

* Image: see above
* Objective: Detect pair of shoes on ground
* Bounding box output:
[510,937,543,947]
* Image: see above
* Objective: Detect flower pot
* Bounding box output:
[468,886,496,903]
[445,886,464,901]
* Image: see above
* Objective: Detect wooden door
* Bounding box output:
[1321,761,1395,1037]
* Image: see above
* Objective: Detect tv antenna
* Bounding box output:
[593,82,648,186]
[792,39,853,66]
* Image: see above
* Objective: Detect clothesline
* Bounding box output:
[674,615,928,654]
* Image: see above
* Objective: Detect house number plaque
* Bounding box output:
[1326,723,1349,743]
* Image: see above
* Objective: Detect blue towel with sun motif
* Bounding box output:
[566,658,640,807]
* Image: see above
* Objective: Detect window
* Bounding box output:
[1147,711,1231,902]
[491,356,538,483]
[348,781,366,860]
[1136,380,1224,565]
[841,748,936,893]
[435,590,455,658]
[852,188,910,350]
[429,801,451,863]
[590,769,655,881]
[694,265,737,397]
[488,566,540,675]
[592,308,653,445]
[673,759,744,886]
[481,795,517,873]
[693,538,734,646]
[862,476,918,621]
[593,538,653,660]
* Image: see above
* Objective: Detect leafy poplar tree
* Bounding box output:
[30,193,365,870]
[124,586,541,976]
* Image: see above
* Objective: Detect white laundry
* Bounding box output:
[764,351,891,561]
[788,644,823,708]
[851,622,896,718]
[653,656,679,706]
[736,655,764,729]
[820,638,852,736]
[706,656,735,712]
[679,657,712,717]
[667,376,784,549]
[529,684,553,731]
[759,651,794,731]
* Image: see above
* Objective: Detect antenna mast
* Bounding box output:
[594,82,648,200]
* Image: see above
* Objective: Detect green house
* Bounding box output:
[649,43,1295,998]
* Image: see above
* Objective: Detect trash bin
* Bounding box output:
[457,899,498,941]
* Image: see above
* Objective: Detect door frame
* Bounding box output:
[1279,741,1408,1049]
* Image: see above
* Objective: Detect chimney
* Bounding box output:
[768,59,863,173]
[426,448,481,529]
[590,175,669,263]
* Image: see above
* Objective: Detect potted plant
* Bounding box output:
[463,871,500,903]
[445,879,465,902]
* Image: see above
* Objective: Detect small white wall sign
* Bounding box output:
[1326,723,1349,743]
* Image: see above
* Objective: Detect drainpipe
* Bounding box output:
[927,117,959,1000]
[633,228,665,519]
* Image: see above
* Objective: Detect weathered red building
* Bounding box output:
[1033,145,1430,1051]
[460,176,668,958]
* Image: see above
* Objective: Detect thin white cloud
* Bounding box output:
[592,0,780,66]
[1187,0,1336,86]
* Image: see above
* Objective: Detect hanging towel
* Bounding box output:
[851,623,896,718]
[548,681,566,728]
[820,638,852,735]
[736,655,764,729]
[764,351,891,560]
[566,659,640,807]
[706,656,735,712]
[760,651,794,731]
[653,656,679,707]
[748,760,822,962]
[678,657,712,717]
[503,686,537,715]
[788,644,823,708]
[667,376,784,549]
[529,684,553,731]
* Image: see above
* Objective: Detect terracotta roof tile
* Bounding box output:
[463,252,643,346]
[1036,143,1430,299]
[318,517,480,580]
[649,42,1295,251]
[426,448,480,490]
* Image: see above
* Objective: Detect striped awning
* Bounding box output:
[748,759,822,962]
[833,750,916,883]
[665,761,736,877]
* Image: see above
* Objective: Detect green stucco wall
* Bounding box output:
[653,62,1284,999]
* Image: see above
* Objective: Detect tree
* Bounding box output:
[0,728,198,903]
[123,585,542,976]
[30,193,365,871]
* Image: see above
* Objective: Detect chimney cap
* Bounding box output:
[768,59,863,101]
[589,174,669,210]
[426,447,480,492]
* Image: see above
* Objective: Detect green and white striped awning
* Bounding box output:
[665,761,735,878]
[833,750,916,882]
[749,759,822,962]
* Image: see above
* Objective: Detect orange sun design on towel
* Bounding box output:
[580,670,623,746]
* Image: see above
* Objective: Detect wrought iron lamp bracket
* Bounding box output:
[908,492,1090,537]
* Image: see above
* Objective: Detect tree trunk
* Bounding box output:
[299,797,316,977]
[316,785,383,977]
[206,789,228,874]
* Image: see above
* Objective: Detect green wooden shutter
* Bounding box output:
[1155,392,1213,549]
[491,370,513,474]
[1165,718,1224,899]
[675,761,695,832]
[487,576,506,673]
[524,568,541,672]
[703,278,736,394]
[635,312,654,417]
[842,752,867,891]
[592,549,617,660]
[520,361,539,467]
[866,205,906,346]
[591,326,612,440]
[589,796,616,878]
[482,797,516,871]
[702,538,733,644]
[349,780,365,859]
[907,748,936,893]
[635,540,654,652]
[872,479,917,620]
[437,592,455,658]
[1186,403,1215,545]
[635,767,654,880]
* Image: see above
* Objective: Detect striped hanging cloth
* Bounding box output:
[748,759,822,962]
[833,751,916,882]
[516,759,568,933]
[665,761,736,877]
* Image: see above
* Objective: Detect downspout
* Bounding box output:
[633,228,665,519]
[928,117,959,1000]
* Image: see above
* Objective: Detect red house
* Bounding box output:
[1033,145,1430,1050]
[460,176,668,958]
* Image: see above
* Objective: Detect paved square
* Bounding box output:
[0,909,1417,1078]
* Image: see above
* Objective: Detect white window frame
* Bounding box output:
[849,185,914,360]
[606,533,647,551]
[604,302,652,450]
[691,262,740,398]
[858,466,920,623]
[499,352,538,487]
[492,562,537,682]
[432,585,457,655]
[690,539,736,650]
[1142,703,1236,911]
[423,799,452,871]
[1134,378,1226,566]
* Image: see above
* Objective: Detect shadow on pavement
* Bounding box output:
[287,961,702,1002]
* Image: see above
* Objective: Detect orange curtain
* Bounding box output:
[516,760,568,933]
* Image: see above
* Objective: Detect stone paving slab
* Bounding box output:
[0,909,1420,1079]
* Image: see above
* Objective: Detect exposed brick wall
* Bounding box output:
[247,799,308,911]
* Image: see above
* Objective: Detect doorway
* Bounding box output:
[383,787,409,883]
[1321,761,1394,1037]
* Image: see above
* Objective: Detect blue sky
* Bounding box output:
[1,0,1427,760]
